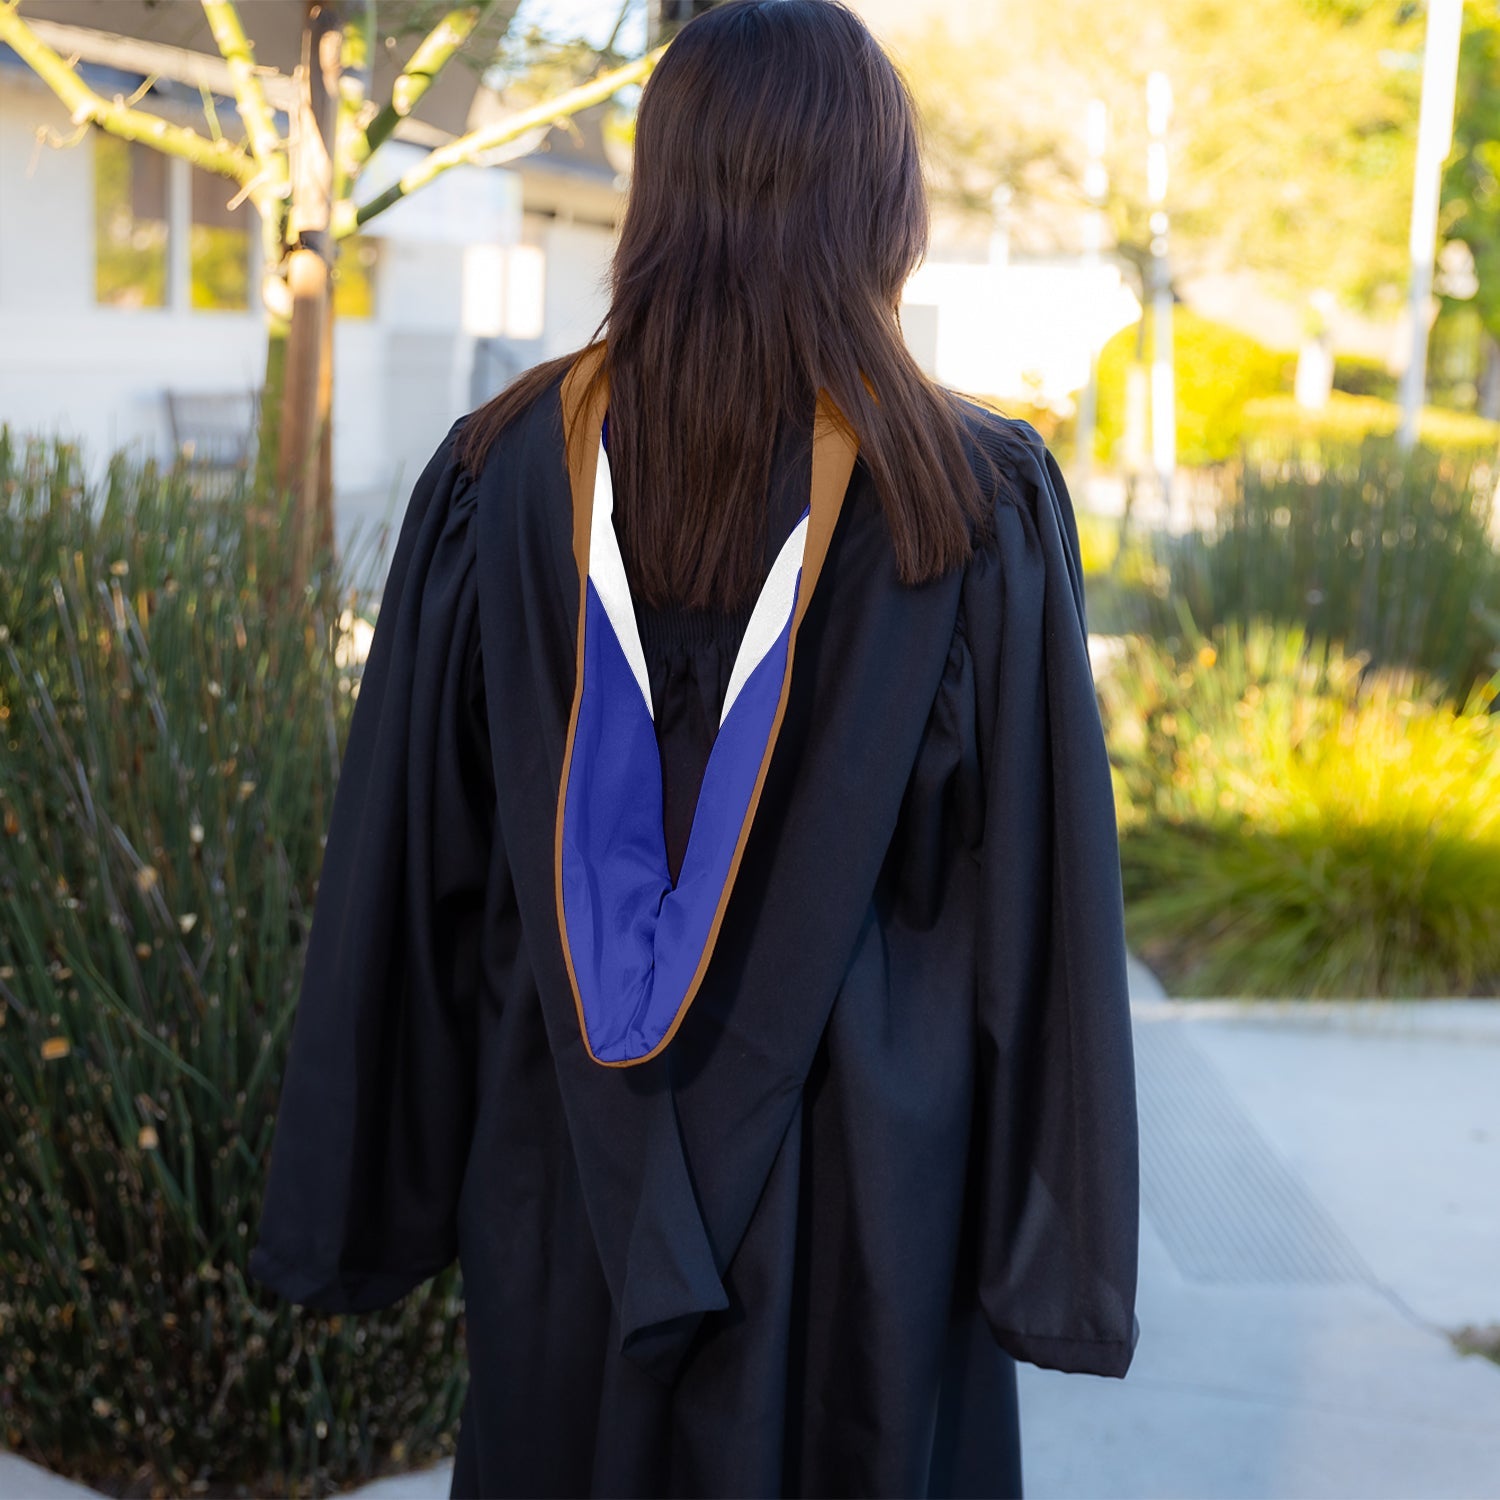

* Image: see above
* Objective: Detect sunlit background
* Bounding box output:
[0,1,1497,1496]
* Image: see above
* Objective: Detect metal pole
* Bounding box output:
[166,155,191,313]
[1146,71,1176,525]
[1073,98,1108,509]
[989,182,1013,268]
[1397,0,1465,451]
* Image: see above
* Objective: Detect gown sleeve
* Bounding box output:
[247,416,494,1313]
[963,417,1141,1378]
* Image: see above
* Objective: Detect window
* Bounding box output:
[189,164,251,311]
[333,236,380,320]
[94,134,167,308]
[94,131,254,312]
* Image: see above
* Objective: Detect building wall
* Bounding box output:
[0,74,505,530]
[464,205,617,403]
[0,80,268,466]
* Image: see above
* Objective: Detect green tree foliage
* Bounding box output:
[0,0,661,598]
[1440,1,1500,346]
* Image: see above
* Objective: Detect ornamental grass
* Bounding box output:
[0,431,465,1497]
[1101,618,1500,999]
[1160,433,1500,698]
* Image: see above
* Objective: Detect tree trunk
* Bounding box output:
[317,280,334,557]
[276,1,340,603]
[277,247,331,597]
[255,319,287,503]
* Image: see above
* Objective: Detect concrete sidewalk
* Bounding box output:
[6,965,1499,1499]
[1017,963,1500,1499]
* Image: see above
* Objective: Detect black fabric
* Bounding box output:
[630,401,813,887]
[248,369,1140,1500]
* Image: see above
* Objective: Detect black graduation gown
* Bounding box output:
[247,350,1141,1500]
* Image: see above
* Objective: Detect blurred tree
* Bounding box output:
[1439,0,1500,417]
[891,0,1425,318]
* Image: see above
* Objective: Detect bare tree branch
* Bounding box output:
[603,0,634,56]
[198,0,288,198]
[352,2,497,174]
[333,0,375,206]
[0,0,254,183]
[346,42,664,233]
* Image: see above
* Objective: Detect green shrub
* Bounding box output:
[1100,619,1500,998]
[1332,352,1399,403]
[1096,308,1297,467]
[1427,300,1490,414]
[1075,510,1121,576]
[1242,391,1500,459]
[0,432,466,1496]
[1161,432,1500,697]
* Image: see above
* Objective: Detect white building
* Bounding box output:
[0,15,624,554]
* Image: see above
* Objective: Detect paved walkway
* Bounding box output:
[6,963,1498,1499]
[1018,963,1500,1499]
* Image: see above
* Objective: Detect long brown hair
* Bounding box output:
[454,0,1010,611]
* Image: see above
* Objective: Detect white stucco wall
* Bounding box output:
[533,215,616,357]
[0,71,533,529]
[0,80,268,466]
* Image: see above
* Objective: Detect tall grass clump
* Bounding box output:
[1100,618,1500,998]
[0,430,466,1497]
[1161,433,1500,696]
